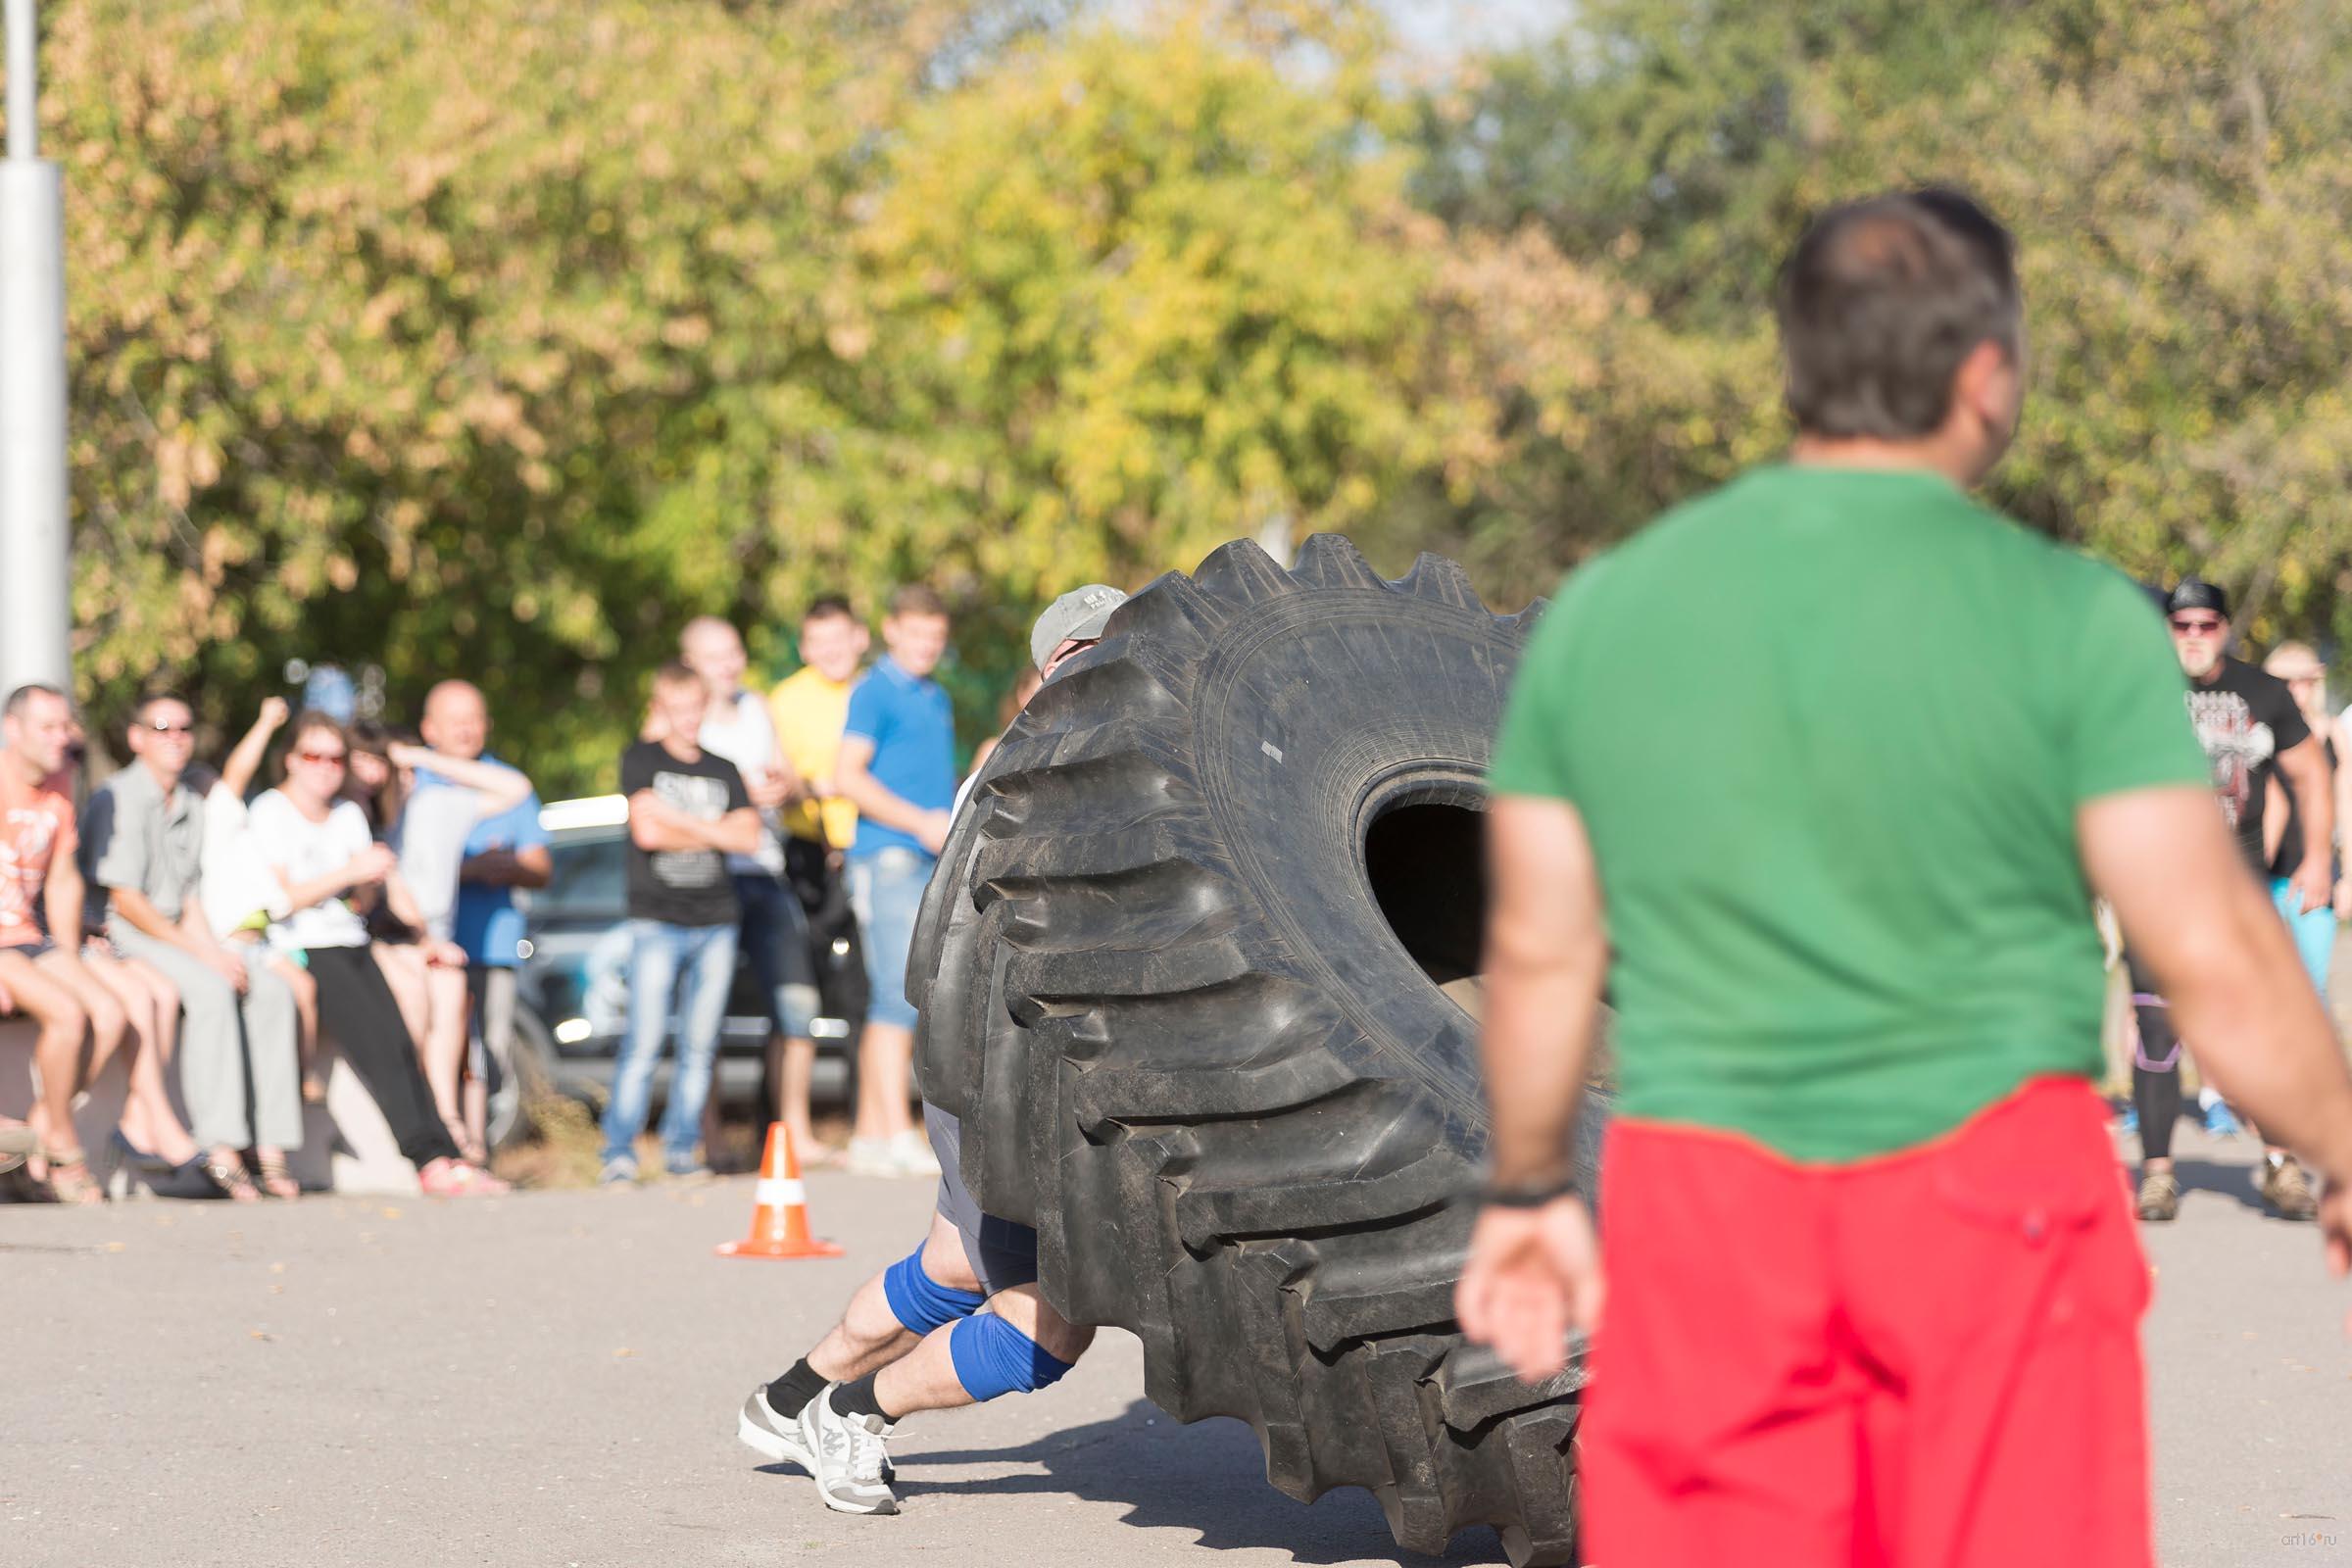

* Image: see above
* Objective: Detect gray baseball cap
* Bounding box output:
[1030,584,1128,672]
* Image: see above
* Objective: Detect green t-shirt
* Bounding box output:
[1490,464,2210,1163]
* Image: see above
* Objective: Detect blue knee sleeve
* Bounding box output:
[883,1248,986,1336]
[949,1311,1076,1400]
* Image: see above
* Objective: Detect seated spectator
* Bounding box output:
[88,690,304,1202]
[196,696,323,1102]
[1,683,136,1202]
[383,736,532,1164]
[343,720,431,1048]
[245,710,507,1197]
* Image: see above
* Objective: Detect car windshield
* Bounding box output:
[534,832,628,918]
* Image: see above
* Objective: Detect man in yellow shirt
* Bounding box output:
[770,596,868,853]
[767,595,872,1156]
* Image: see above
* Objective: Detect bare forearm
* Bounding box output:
[220,723,273,800]
[1481,931,1607,1188]
[2287,748,2333,875]
[112,889,203,955]
[838,767,935,837]
[280,868,355,912]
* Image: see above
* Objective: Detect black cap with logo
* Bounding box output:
[2165,578,2229,619]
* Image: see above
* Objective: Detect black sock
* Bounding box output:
[766,1358,829,1419]
[831,1371,891,1422]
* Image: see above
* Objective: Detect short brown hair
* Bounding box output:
[1776,188,2022,441]
[886,584,948,621]
[283,710,348,771]
[652,659,702,693]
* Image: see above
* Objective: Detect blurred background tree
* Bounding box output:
[27,0,2352,791]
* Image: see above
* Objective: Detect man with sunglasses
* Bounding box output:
[81,691,304,1197]
[2128,579,2334,1220]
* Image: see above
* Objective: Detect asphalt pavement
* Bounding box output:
[5,1122,2347,1567]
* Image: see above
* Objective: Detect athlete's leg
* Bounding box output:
[863,1283,1096,1418]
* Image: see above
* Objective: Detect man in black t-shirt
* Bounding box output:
[599,661,760,1184]
[2129,578,2334,1222]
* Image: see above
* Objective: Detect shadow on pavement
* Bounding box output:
[2166,1157,2270,1213]
[763,1397,1505,1565]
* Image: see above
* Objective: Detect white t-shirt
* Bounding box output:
[393,783,485,942]
[696,689,786,876]
[246,791,374,951]
[197,783,294,936]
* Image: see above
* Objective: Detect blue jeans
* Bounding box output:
[600,918,739,1170]
[735,871,820,1039]
[848,847,934,1031]
[2269,878,2336,999]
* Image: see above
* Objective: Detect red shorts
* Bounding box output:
[1582,1077,2151,1568]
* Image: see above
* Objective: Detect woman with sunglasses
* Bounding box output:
[246,710,507,1197]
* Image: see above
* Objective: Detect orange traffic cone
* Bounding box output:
[716,1122,846,1260]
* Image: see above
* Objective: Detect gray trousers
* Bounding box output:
[109,925,303,1151]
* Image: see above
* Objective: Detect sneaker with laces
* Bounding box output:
[798,1385,898,1515]
[599,1156,638,1188]
[844,1138,899,1179]
[889,1129,941,1178]
[2134,1168,2180,1222]
[738,1385,814,1472]
[2200,1099,2242,1137]
[2257,1155,2319,1220]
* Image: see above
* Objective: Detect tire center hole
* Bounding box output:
[1363,797,1488,996]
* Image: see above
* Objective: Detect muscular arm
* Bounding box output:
[2278,735,2335,912]
[2085,784,2352,1185]
[834,736,944,839]
[1454,794,1612,1379]
[1479,796,1611,1187]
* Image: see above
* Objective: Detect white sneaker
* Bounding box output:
[738,1385,813,1471]
[845,1138,899,1178]
[889,1130,941,1178]
[798,1385,898,1515]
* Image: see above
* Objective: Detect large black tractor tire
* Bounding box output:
[907,534,1607,1566]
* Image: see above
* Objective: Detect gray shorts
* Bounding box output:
[924,1102,1038,1297]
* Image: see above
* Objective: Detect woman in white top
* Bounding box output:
[246,712,506,1198]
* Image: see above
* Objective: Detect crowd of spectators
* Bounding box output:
[0,581,1004,1200]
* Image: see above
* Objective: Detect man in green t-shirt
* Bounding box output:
[1456,189,2352,1568]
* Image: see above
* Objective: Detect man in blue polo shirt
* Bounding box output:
[419,680,549,1142]
[835,585,956,1178]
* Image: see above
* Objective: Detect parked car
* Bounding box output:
[499,795,862,1137]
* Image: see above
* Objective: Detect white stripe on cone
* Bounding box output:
[756,1178,808,1209]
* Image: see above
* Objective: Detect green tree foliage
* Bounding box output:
[35,0,2352,790]
[1408,0,2352,645]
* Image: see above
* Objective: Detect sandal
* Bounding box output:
[43,1146,106,1205]
[418,1158,511,1199]
[200,1152,262,1203]
[255,1152,301,1200]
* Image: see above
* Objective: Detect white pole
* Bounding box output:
[1,0,73,700]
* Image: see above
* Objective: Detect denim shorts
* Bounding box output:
[847,847,934,1031]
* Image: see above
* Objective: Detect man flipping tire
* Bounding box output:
[736,584,1129,1516]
